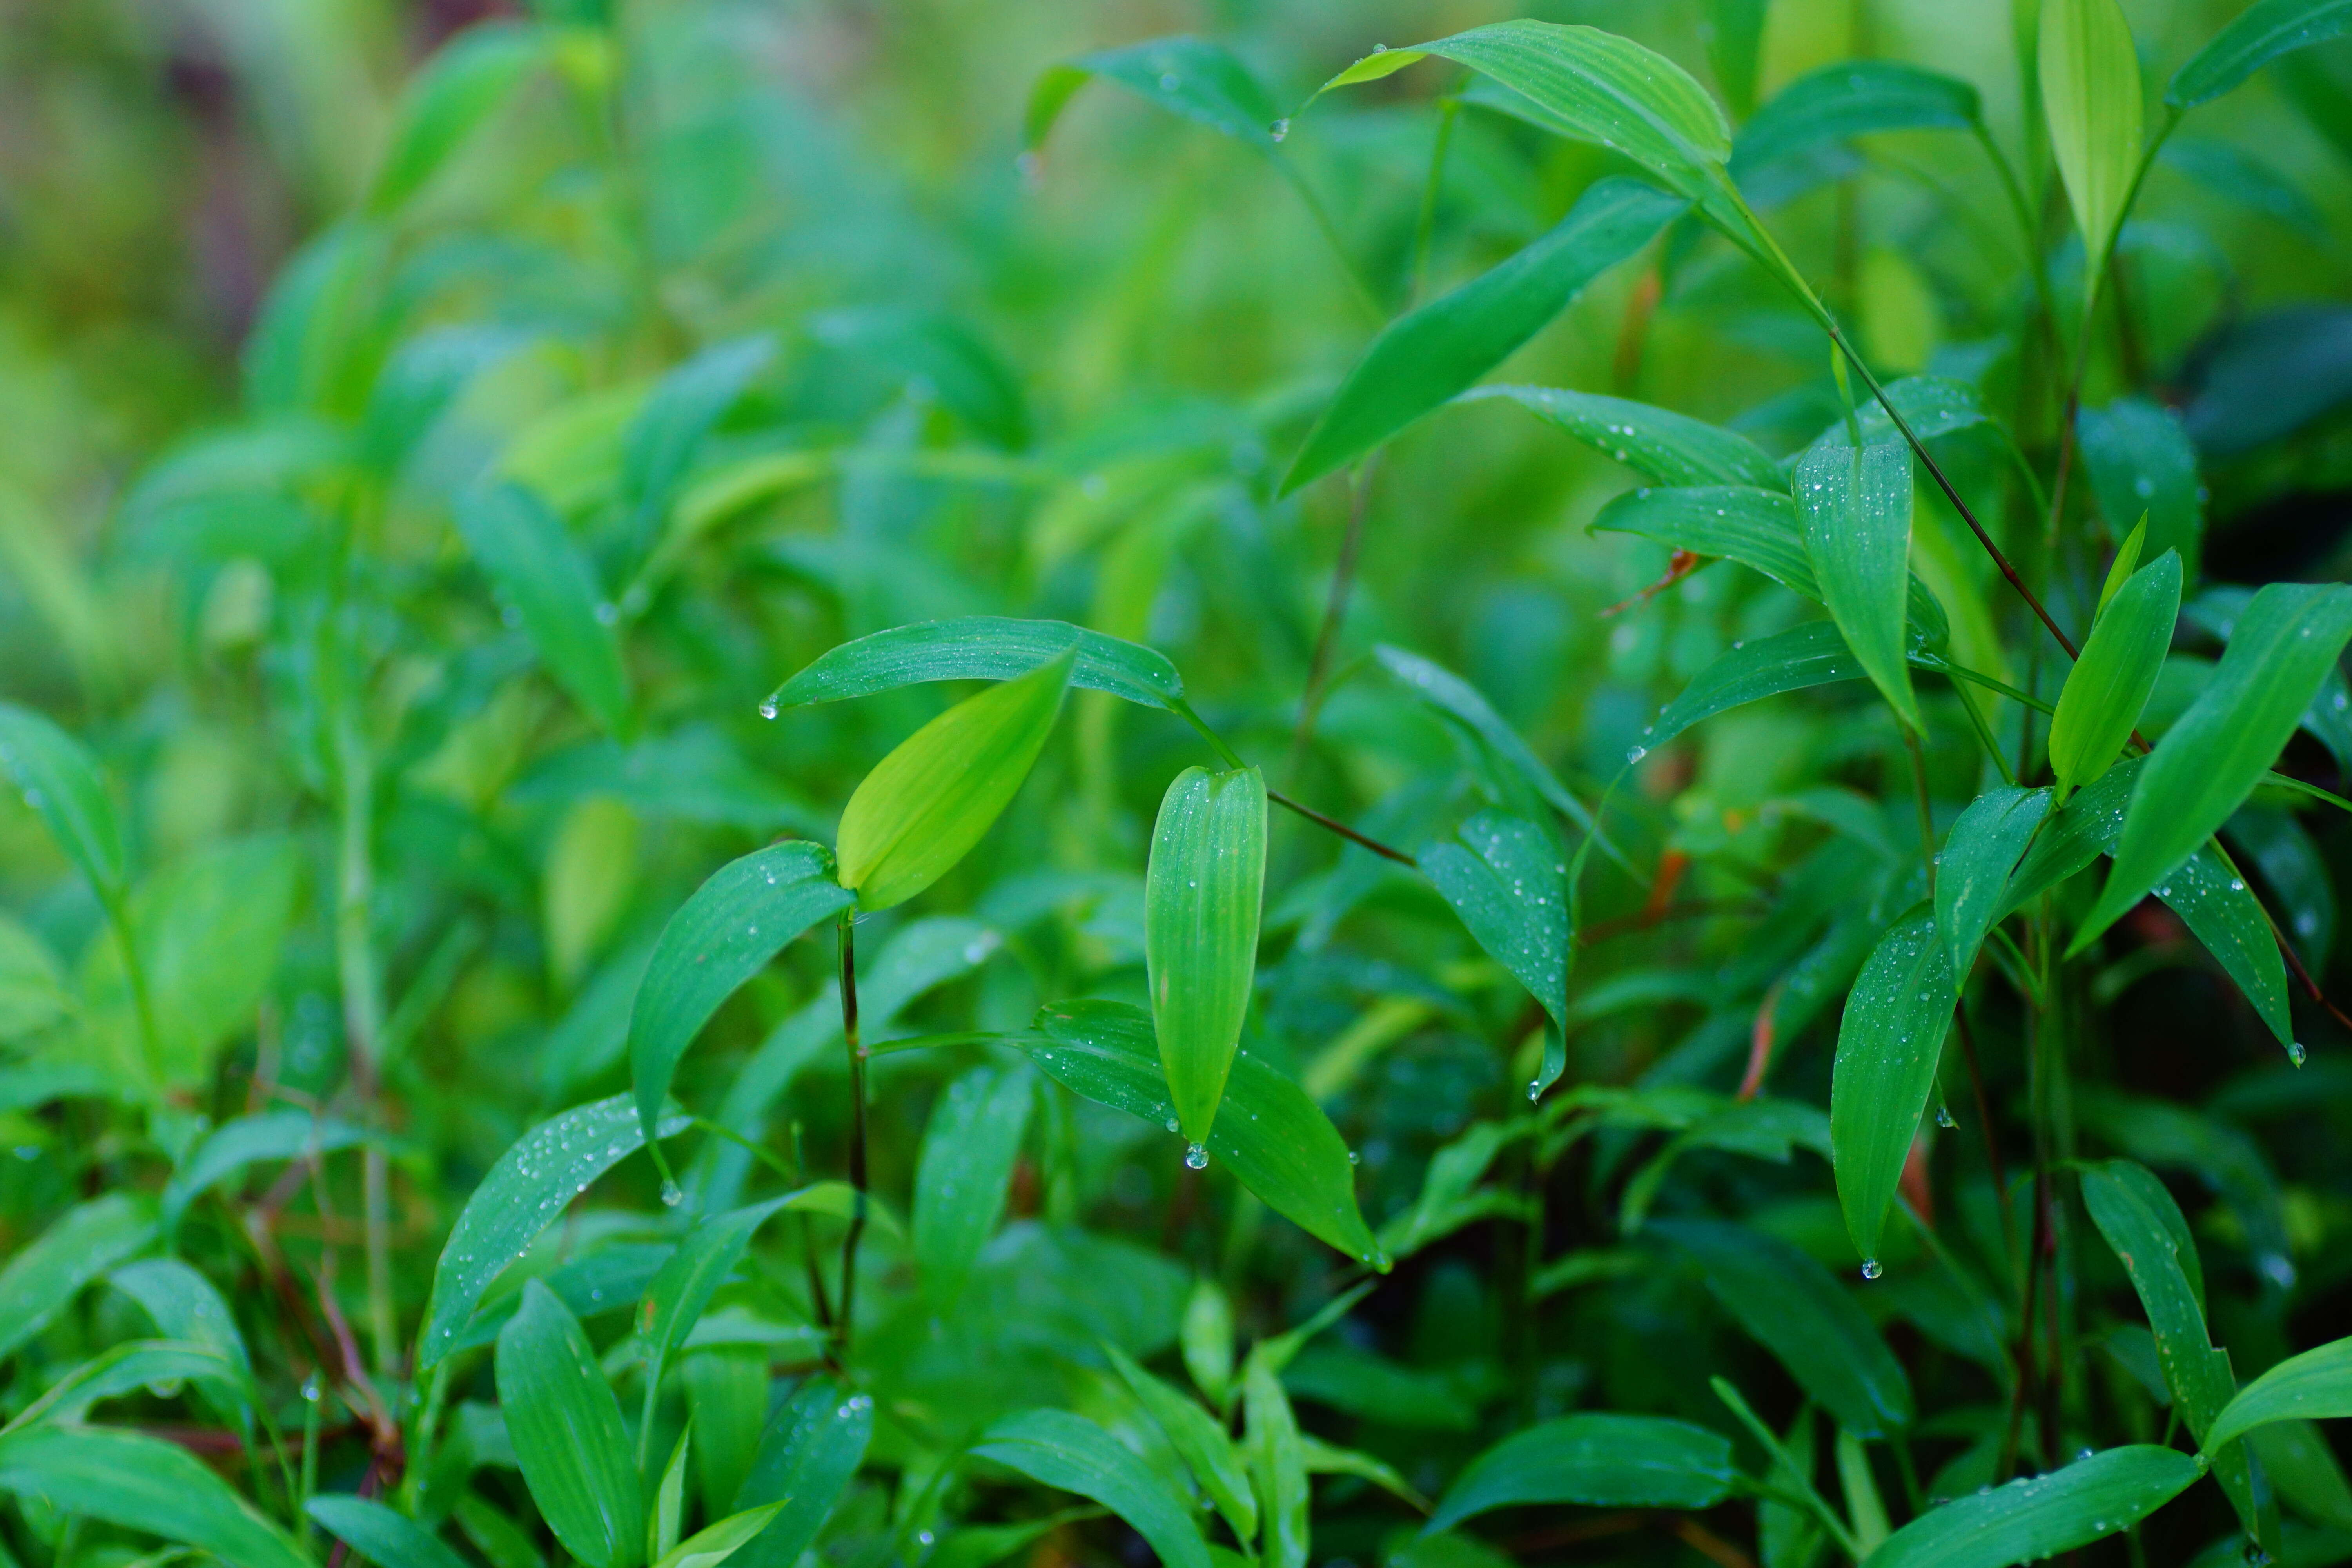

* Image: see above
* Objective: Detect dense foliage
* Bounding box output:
[5,3,2352,1568]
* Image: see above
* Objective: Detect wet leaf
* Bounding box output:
[1866,1447,2202,1568]
[1426,1413,1738,1530]
[765,618,1183,713]
[974,1409,1210,1568]
[1145,764,1267,1145]
[1936,786,2052,980]
[2050,550,2181,798]
[1421,811,1565,1031]
[1462,386,1780,488]
[496,1280,645,1568]
[730,1380,872,1568]
[1830,910,1954,1266]
[1795,441,1918,729]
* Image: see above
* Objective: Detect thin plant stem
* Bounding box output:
[1950,1003,2016,1267]
[333,717,398,1381]
[1903,724,1937,898]
[1273,163,1385,323]
[836,912,867,1352]
[1409,99,1459,308]
[1711,1378,1863,1560]
[1292,453,1382,764]
[1268,789,1415,866]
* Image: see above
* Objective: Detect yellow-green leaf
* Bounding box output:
[2050,549,2181,799]
[1144,764,1267,1146]
[2041,0,2145,289]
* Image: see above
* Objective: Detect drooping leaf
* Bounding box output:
[973,1409,1210,1568]
[1421,811,1566,1031]
[1866,1447,2203,1568]
[837,646,1075,911]
[1145,764,1267,1145]
[1830,910,1954,1267]
[0,1193,155,1364]
[454,483,632,738]
[2,1339,248,1434]
[1654,1219,1913,1439]
[1281,179,1686,491]
[913,1060,1036,1307]
[628,840,855,1144]
[1026,36,1279,156]
[368,22,545,213]
[2208,1338,2352,1454]
[2040,0,2146,285]
[1461,385,1780,488]
[1730,60,1981,184]
[1425,1413,1739,1530]
[0,702,127,902]
[0,1424,312,1568]
[421,1093,691,1368]
[308,1495,474,1568]
[2168,0,2352,107]
[1936,786,2052,981]
[765,618,1183,713]
[1639,621,1865,755]
[1795,441,1918,729]
[730,1380,873,1568]
[2050,550,2182,799]
[496,1281,646,1568]
[1372,644,1604,837]
[1024,1001,1382,1266]
[1103,1341,1256,1542]
[2075,582,2352,950]
[2078,401,2203,576]
[1245,1351,1311,1568]
[162,1108,370,1229]
[2152,842,2294,1049]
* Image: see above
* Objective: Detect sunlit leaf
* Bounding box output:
[1426,1413,1739,1530]
[1830,910,1953,1267]
[1146,764,1267,1145]
[496,1280,645,1568]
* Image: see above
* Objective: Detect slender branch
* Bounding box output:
[1903,725,1938,899]
[836,914,867,1352]
[1951,1002,2015,1266]
[1267,788,1415,866]
[1292,455,1382,764]
[1271,162,1385,323]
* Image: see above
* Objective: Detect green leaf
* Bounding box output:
[308,1495,473,1568]
[1183,1278,1236,1408]
[1281,179,1685,492]
[2075,582,2352,951]
[1936,786,2053,981]
[421,1093,691,1368]
[684,1348,768,1520]
[1315,22,1731,196]
[1426,1413,1739,1530]
[1104,1340,1256,1542]
[1655,1219,1913,1439]
[368,22,544,213]
[1372,644,1605,838]
[1245,1351,1310,1568]
[1145,764,1267,1145]
[2168,0,2352,107]
[913,1061,1035,1308]
[0,913,69,1042]
[0,1193,155,1364]
[653,1504,787,1568]
[2040,0,2145,284]
[2079,401,2202,576]
[2152,841,2294,1049]
[1299,1435,1431,1512]
[1864,1447,2203,1568]
[2208,1338,2352,1454]
[730,1379,872,1568]
[1831,910,1955,1267]
[639,1199,790,1396]
[0,702,127,902]
[0,1424,313,1568]
[1461,385,1780,488]
[162,1107,370,1229]
[765,617,1183,713]
[2097,514,2149,620]
[1731,60,1981,181]
[1026,37,1278,154]
[109,1258,251,1383]
[623,336,775,549]
[454,484,632,738]
[975,1408,1210,1568]
[837,646,1075,911]
[629,840,855,1143]
[654,1428,690,1563]
[1024,1001,1383,1266]
[1640,620,1866,755]
[2,1339,249,1434]
[2050,550,2182,798]
[1421,811,1566,1032]
[2226,804,2334,964]
[1796,441,1918,729]
[496,1280,646,1568]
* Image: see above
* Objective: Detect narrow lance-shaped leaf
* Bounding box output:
[1244,1352,1310,1568]
[2168,0,2352,108]
[2075,582,2352,951]
[1373,644,1610,840]
[653,1504,788,1568]
[454,484,633,739]
[0,1425,313,1568]
[2097,513,2149,620]
[1426,1413,1738,1531]
[1637,621,1866,756]
[2081,401,2202,573]
[2207,1337,2352,1454]
[496,1281,646,1568]
[638,1199,791,1399]
[1421,812,1565,1031]
[1459,385,1780,488]
[730,1380,873,1568]
[0,703,128,902]
[2050,550,2182,799]
[162,1108,370,1230]
[1831,909,1954,1268]
[308,1495,473,1568]
[1730,59,1982,183]
[766,618,1182,712]
[1026,36,1278,156]
[368,22,544,213]
[1797,441,1919,728]
[628,841,855,1145]
[1145,764,1267,1147]
[3,1340,249,1434]
[624,336,775,550]
[1103,1341,1256,1542]
[0,1193,156,1365]
[973,1410,1210,1568]
[912,1061,1035,1308]
[1867,1448,2204,1568]
[837,645,1076,911]
[1936,786,2053,981]
[2041,0,2145,292]
[1281,178,1686,491]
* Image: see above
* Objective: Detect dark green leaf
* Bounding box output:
[1831,910,1954,1267]
[1731,60,1980,182]
[454,484,632,738]
[0,702,127,902]
[1796,441,1918,728]
[1372,644,1604,837]
[1425,1413,1738,1530]
[765,617,1183,713]
[639,1199,791,1394]
[2226,805,2334,964]
[1866,1447,2202,1568]
[163,1108,370,1229]
[1936,786,2052,980]
[1461,385,1780,488]
[2050,551,2182,797]
[308,1496,473,1568]
[1421,811,1565,1031]
[974,1409,1210,1568]
[731,1379,872,1568]
[913,1061,1035,1307]
[1639,620,1864,755]
[1282,179,1685,492]
[2078,401,2203,574]
[0,1193,155,1363]
[0,1424,312,1568]
[496,1280,644,1568]
[2209,1338,2352,1453]
[1104,1341,1256,1541]
[2168,0,2352,107]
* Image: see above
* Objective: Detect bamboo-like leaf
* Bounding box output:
[653,1504,787,1568]
[454,484,632,738]
[2079,401,2202,574]
[0,702,127,902]
[1730,60,1981,182]
[766,619,1181,713]
[1372,645,1605,836]
[1245,1351,1310,1568]
[628,840,855,1143]
[368,22,544,213]
[730,1380,873,1568]
[1145,764,1267,1146]
[1796,441,1918,729]
[162,1108,370,1229]
[2050,551,2181,799]
[1183,1278,1235,1408]
[1830,910,1954,1268]
[2207,1337,2352,1453]
[1421,812,1566,1031]
[421,1093,691,1368]
[1655,1220,1913,1439]
[1023,1001,1383,1266]
[1936,786,2052,981]
[109,1258,251,1381]
[0,1424,313,1568]
[1104,1341,1257,1542]
[1639,621,1865,755]
[2074,582,2352,951]
[2040,0,2145,285]
[1281,180,1685,492]
[1461,385,1780,488]
[638,1199,790,1397]
[308,1495,473,1568]
[0,1193,155,1364]
[624,336,775,546]
[837,647,1075,911]
[2097,514,2150,621]
[2168,0,2352,108]
[2,1339,247,1434]
[497,1280,646,1568]
[1425,1413,1739,1530]
[1314,22,1731,196]
[1026,36,1278,155]
[913,1061,1035,1308]
[1866,1447,2203,1568]
[973,1409,1210,1568]
[654,1428,690,1563]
